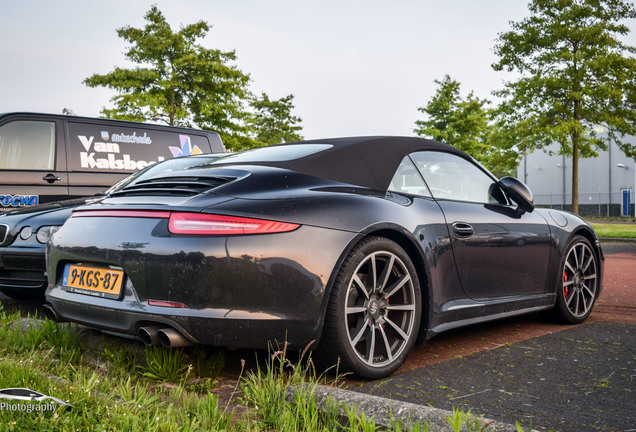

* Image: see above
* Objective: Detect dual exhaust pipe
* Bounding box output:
[43,303,65,322]
[139,326,194,348]
[43,304,192,349]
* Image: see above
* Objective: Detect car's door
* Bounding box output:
[410,151,552,300]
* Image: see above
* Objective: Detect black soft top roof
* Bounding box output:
[218,136,470,191]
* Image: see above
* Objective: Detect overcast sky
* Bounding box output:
[1,0,634,140]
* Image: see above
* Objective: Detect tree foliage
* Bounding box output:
[84,5,302,151]
[245,93,303,149]
[492,0,636,213]
[415,75,518,177]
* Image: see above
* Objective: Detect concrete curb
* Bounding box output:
[285,383,530,431]
[599,237,636,243]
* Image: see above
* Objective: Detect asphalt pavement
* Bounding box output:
[347,242,636,432]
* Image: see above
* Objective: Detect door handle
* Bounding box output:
[43,173,61,183]
[452,222,474,238]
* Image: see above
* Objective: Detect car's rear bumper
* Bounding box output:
[45,282,321,349]
[45,218,358,349]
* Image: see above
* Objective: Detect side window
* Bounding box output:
[410,151,508,205]
[0,121,56,170]
[388,156,432,197]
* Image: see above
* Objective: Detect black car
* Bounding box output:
[0,154,226,299]
[44,137,603,379]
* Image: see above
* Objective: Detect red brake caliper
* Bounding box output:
[563,271,569,297]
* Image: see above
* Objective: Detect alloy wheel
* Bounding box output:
[344,250,417,368]
[562,241,598,318]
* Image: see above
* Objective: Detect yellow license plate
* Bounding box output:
[62,264,124,299]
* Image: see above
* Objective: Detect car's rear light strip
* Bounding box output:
[72,210,299,235]
[72,210,171,219]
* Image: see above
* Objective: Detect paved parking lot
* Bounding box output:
[351,242,636,432]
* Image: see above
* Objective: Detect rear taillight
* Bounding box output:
[72,210,299,235]
[168,213,299,235]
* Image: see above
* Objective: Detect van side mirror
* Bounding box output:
[499,177,534,213]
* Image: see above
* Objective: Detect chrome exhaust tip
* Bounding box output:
[138,326,161,346]
[42,303,65,322]
[157,328,194,348]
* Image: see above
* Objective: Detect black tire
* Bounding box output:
[315,237,421,379]
[551,235,599,324]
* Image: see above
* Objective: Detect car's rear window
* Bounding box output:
[206,144,332,165]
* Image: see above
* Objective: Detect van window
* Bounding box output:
[0,121,55,170]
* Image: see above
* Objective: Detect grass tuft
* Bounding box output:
[141,346,191,383]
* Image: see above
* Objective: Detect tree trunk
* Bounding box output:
[571,136,579,214]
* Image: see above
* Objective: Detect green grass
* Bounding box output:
[589,222,636,238]
[0,305,534,431]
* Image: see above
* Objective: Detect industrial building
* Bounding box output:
[517,134,635,217]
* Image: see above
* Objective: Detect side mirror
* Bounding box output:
[499,177,534,213]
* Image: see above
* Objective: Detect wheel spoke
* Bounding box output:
[378,326,393,362]
[577,245,585,268]
[350,318,371,346]
[346,306,366,315]
[386,303,416,311]
[352,274,370,299]
[565,261,576,275]
[365,325,376,363]
[563,280,574,288]
[370,255,378,294]
[384,316,409,341]
[574,291,581,314]
[383,274,411,299]
[582,284,595,298]
[376,254,395,291]
[565,291,575,307]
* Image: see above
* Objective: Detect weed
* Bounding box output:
[465,413,487,432]
[388,407,431,432]
[593,378,611,388]
[188,344,225,379]
[241,341,344,431]
[447,407,468,432]
[345,403,377,431]
[141,346,190,383]
[515,419,534,432]
[102,345,138,376]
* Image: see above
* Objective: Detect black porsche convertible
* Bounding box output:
[44,137,603,379]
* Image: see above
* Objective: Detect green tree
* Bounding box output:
[492,0,636,214]
[415,75,518,177]
[84,5,252,150]
[246,93,303,148]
